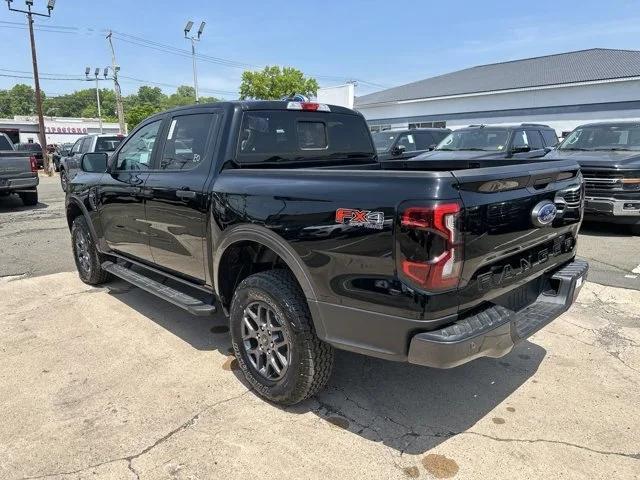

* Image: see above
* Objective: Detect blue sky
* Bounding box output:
[1,0,640,99]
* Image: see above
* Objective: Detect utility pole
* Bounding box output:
[106,30,126,134]
[6,0,57,174]
[184,20,205,103]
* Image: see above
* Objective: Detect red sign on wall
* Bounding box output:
[45,126,88,134]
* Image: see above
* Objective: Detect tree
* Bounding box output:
[239,66,318,100]
[7,84,36,116]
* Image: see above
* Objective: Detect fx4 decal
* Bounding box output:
[335,208,385,230]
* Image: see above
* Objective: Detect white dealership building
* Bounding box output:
[354,48,640,137]
[0,115,121,145]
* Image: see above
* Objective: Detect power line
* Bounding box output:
[1,20,388,89]
[118,74,235,96]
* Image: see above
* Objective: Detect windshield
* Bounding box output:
[237,111,375,165]
[559,125,640,151]
[95,136,123,152]
[371,131,399,152]
[436,129,509,151]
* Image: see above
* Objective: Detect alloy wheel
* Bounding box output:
[241,301,291,381]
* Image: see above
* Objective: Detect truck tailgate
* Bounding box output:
[452,159,583,314]
[0,152,33,176]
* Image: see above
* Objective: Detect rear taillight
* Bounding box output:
[29,155,38,172]
[397,202,463,291]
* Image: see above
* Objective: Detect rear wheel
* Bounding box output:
[71,216,112,285]
[230,270,334,405]
[19,190,38,206]
[631,224,640,236]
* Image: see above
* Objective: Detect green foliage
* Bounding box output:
[0,83,220,131]
[2,84,37,116]
[239,66,318,100]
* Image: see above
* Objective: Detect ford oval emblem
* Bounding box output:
[531,201,557,227]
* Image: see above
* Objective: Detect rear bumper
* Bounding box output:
[584,196,640,222]
[407,259,588,368]
[0,175,38,192]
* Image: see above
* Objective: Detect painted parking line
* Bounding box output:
[632,264,640,274]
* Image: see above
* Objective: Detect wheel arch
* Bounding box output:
[66,196,99,245]
[213,225,321,328]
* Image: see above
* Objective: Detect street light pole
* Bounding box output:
[86,67,109,134]
[184,20,205,103]
[6,0,57,174]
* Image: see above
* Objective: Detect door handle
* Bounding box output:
[176,189,196,199]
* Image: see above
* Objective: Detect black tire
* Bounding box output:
[60,169,68,192]
[230,270,334,405]
[631,224,640,236]
[71,216,112,285]
[19,190,38,206]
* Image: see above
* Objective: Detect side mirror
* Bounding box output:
[392,145,407,157]
[81,152,109,173]
[510,145,531,154]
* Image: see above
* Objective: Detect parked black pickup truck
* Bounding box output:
[372,128,451,161]
[66,101,587,405]
[544,122,640,234]
[0,133,39,206]
[399,124,558,167]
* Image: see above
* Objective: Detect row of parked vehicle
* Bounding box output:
[372,121,640,234]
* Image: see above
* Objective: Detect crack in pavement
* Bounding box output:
[15,390,250,480]
[463,431,640,461]
[313,387,640,464]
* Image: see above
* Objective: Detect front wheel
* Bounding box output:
[71,216,112,285]
[230,270,334,405]
[60,169,69,192]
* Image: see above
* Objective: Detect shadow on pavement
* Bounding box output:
[580,220,635,237]
[106,280,545,455]
[0,194,48,213]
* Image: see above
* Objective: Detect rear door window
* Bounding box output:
[526,130,544,150]
[541,129,558,147]
[237,110,374,164]
[159,113,217,170]
[80,137,92,154]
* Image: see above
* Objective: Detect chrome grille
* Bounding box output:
[555,185,583,209]
[582,170,623,192]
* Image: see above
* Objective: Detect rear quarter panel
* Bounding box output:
[211,168,460,320]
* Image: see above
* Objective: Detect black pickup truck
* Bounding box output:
[66,101,587,405]
[544,122,640,234]
[398,124,558,167]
